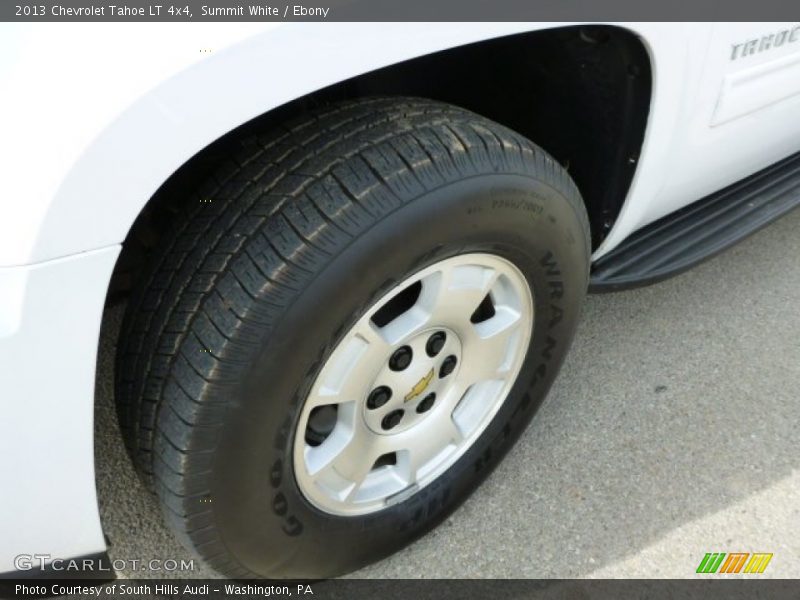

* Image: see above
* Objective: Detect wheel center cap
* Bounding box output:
[362,328,462,435]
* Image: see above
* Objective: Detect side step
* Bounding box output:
[590,150,800,292]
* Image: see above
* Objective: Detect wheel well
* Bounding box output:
[108,24,651,301]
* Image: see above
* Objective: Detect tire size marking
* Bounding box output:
[490,198,544,216]
[467,198,545,218]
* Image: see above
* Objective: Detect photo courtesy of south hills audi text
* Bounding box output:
[1,0,800,595]
[14,583,316,597]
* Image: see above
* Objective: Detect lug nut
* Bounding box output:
[389,346,413,371]
[426,332,447,357]
[381,409,404,431]
[416,393,436,414]
[439,355,458,378]
[366,386,392,410]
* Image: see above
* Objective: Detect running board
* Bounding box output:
[590,150,800,292]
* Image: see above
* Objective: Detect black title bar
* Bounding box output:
[3,0,800,22]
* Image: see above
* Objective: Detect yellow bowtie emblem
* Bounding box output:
[405,368,434,402]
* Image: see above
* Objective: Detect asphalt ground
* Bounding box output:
[94,207,800,579]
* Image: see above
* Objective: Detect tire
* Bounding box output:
[116,97,590,578]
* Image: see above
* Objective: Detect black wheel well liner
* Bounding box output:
[109,24,651,300]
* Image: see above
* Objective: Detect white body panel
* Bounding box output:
[1,22,800,570]
[0,248,118,570]
[617,22,800,241]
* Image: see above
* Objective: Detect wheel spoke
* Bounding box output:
[424,264,500,327]
[305,320,391,408]
[308,422,383,483]
[443,415,465,445]
[401,416,461,484]
[379,306,428,345]
[459,308,523,384]
[336,444,379,499]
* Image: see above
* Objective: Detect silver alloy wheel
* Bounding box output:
[293,253,534,516]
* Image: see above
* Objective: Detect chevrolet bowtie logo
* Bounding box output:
[405,368,434,402]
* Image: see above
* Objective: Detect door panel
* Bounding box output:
[646,23,800,226]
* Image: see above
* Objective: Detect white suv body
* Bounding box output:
[1,21,799,573]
